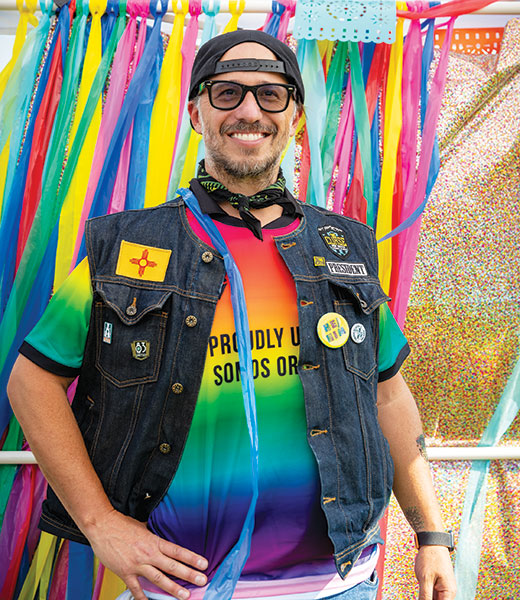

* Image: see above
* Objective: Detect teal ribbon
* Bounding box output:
[0,1,127,427]
[454,355,520,599]
[177,187,259,600]
[320,42,348,202]
[347,41,374,225]
[0,0,53,221]
[297,39,326,207]
[167,0,221,197]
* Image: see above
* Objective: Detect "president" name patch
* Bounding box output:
[327,262,367,276]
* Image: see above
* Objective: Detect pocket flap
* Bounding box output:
[331,279,390,315]
[95,282,172,325]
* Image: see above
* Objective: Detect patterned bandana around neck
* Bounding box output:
[195,162,289,241]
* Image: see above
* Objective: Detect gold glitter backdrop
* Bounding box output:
[384,18,520,599]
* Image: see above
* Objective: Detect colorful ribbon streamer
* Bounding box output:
[454,356,520,600]
[143,0,188,208]
[178,187,259,600]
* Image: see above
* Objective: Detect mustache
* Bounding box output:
[220,121,278,135]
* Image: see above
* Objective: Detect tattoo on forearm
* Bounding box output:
[404,506,426,532]
[416,434,428,461]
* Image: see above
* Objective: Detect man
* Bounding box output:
[8,30,456,600]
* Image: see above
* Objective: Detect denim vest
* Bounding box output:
[40,197,392,579]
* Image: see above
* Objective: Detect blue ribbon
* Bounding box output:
[0,21,60,316]
[125,20,164,210]
[76,0,168,262]
[177,188,259,600]
[167,0,220,198]
[454,356,520,599]
[66,542,95,600]
[371,103,381,231]
[0,225,57,433]
[264,2,285,38]
[376,5,440,245]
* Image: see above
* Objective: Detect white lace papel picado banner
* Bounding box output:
[293,0,396,43]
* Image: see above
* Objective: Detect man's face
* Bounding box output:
[188,43,302,182]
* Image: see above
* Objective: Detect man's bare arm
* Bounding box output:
[377,372,456,600]
[8,355,208,600]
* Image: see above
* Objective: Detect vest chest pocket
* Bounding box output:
[94,282,172,387]
[330,280,389,380]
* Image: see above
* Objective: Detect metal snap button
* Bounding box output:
[159,443,171,454]
[202,251,214,263]
[185,315,198,327]
[171,382,184,394]
[126,297,137,316]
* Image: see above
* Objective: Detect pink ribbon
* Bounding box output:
[171,0,201,162]
[71,15,138,267]
[0,465,36,599]
[92,562,105,600]
[278,0,296,40]
[399,3,423,206]
[108,0,149,214]
[394,16,456,325]
[331,76,354,214]
[48,541,69,600]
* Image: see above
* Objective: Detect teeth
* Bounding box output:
[231,133,265,141]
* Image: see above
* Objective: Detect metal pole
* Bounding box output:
[0,0,519,13]
[2,447,520,464]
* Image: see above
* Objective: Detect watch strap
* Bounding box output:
[415,531,455,552]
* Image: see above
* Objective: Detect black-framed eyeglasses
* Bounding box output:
[199,80,296,113]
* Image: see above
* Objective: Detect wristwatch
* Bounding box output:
[414,531,455,553]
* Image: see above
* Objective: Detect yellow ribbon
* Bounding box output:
[222,0,245,33]
[376,2,406,293]
[0,0,38,213]
[0,0,38,97]
[0,138,10,217]
[178,129,202,188]
[18,532,58,600]
[96,564,126,599]
[53,0,106,288]
[178,0,246,188]
[144,0,189,208]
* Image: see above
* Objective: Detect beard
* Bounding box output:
[201,119,285,182]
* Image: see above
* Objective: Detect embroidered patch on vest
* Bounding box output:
[103,322,113,344]
[327,262,367,276]
[116,240,171,282]
[318,225,349,258]
[313,256,326,267]
[131,341,150,361]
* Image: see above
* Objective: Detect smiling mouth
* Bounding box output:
[229,132,268,141]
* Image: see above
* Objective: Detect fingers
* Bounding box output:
[159,538,209,572]
[415,546,456,600]
[87,512,209,599]
[125,575,148,600]
[137,565,200,600]
[152,552,208,588]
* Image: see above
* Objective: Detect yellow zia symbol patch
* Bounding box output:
[116,240,172,282]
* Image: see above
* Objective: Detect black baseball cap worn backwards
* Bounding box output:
[189,29,305,104]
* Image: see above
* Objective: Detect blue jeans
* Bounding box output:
[325,570,379,600]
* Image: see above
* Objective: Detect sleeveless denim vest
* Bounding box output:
[39,196,392,579]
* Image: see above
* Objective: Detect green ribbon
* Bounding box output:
[0,417,24,529]
[320,42,348,203]
[347,41,373,225]
[0,2,127,376]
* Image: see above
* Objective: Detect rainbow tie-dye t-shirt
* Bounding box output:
[23,213,409,600]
